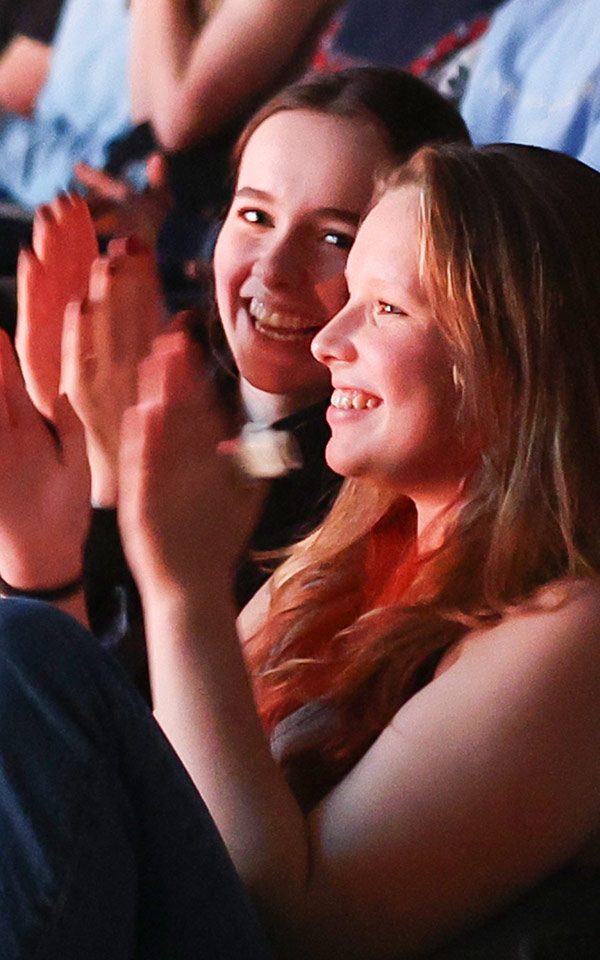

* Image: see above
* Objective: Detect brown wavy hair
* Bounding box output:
[246,143,600,794]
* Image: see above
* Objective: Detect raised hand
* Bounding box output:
[60,240,165,506]
[15,193,98,419]
[0,330,90,591]
[118,331,265,605]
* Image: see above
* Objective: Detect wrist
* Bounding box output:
[141,579,237,629]
[0,570,83,600]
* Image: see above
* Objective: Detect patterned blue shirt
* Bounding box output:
[0,0,132,207]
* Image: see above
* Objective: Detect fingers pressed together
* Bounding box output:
[15,192,98,418]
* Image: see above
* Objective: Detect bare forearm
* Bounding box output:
[0,36,51,115]
[143,588,310,932]
[129,0,206,136]
[130,0,340,151]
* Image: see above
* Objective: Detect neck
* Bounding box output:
[239,378,327,426]
[414,486,464,553]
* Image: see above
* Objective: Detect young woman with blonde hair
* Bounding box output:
[1,141,600,958]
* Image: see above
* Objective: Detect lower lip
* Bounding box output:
[244,305,321,344]
[255,323,316,343]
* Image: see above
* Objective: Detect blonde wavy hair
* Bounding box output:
[246,143,600,791]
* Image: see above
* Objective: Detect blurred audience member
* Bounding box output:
[461,0,600,170]
[0,0,133,212]
[0,0,63,114]
[130,0,343,153]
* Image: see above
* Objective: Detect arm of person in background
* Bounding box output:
[129,0,342,152]
[0,329,90,624]
[0,0,64,115]
[0,35,51,114]
[15,193,98,419]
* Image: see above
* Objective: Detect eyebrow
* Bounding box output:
[234,187,361,227]
[235,187,273,202]
[344,271,429,310]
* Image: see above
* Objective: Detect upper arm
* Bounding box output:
[237,577,273,644]
[0,35,51,114]
[299,584,600,958]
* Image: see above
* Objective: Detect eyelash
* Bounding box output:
[376,301,407,317]
[239,208,272,227]
[323,231,354,251]
[237,209,353,251]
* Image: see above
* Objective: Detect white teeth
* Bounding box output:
[249,297,318,334]
[331,388,381,410]
[255,323,310,342]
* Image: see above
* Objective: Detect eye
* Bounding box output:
[239,208,272,227]
[376,301,407,317]
[323,230,354,251]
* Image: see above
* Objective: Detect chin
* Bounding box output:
[244,364,329,402]
[324,445,364,478]
[242,369,296,395]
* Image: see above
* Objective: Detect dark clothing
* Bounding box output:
[3,599,600,958]
[234,399,340,608]
[427,864,600,959]
[336,0,502,69]
[0,0,63,50]
[0,598,273,958]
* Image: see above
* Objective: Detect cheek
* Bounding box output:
[313,270,349,320]
[379,332,456,428]
[213,225,247,301]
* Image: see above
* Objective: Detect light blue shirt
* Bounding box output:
[0,0,132,208]
[460,0,600,171]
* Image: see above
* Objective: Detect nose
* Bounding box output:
[311,302,359,367]
[253,231,310,289]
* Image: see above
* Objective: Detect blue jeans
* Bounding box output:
[0,599,273,960]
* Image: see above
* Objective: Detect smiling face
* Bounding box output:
[213,109,393,406]
[311,185,475,520]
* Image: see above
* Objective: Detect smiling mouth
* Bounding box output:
[248,297,322,342]
[331,388,381,410]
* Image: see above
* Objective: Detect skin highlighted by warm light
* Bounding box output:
[213,108,394,408]
[312,185,472,534]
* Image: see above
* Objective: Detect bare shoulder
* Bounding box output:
[302,576,600,957]
[441,576,600,677]
[511,575,600,620]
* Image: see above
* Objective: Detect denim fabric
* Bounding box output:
[460,0,600,171]
[0,0,133,208]
[0,599,272,960]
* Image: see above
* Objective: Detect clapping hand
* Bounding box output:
[118,331,266,605]
[15,193,98,419]
[0,330,90,592]
[60,239,166,506]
